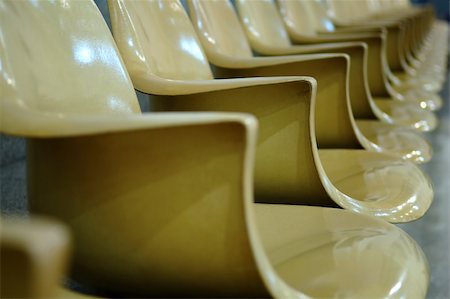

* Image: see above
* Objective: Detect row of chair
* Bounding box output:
[1,0,447,297]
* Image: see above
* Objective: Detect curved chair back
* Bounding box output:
[366,0,383,15]
[0,0,140,137]
[305,0,337,32]
[235,0,292,50]
[1,1,270,297]
[187,0,253,61]
[107,0,213,81]
[327,0,361,23]
[277,0,317,37]
[328,0,374,23]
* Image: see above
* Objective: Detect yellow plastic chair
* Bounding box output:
[278,0,446,100]
[188,0,432,164]
[0,1,431,297]
[327,0,447,93]
[331,0,445,66]
[108,0,433,222]
[0,216,98,299]
[0,214,430,298]
[245,0,444,112]
[277,0,385,43]
[308,0,445,91]
[294,0,442,74]
[234,0,440,126]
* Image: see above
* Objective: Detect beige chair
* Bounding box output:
[248,0,445,112]
[0,0,431,297]
[0,213,430,299]
[327,0,448,93]
[108,0,433,222]
[0,216,97,298]
[234,0,440,128]
[188,0,433,164]
[278,0,447,102]
[0,0,428,298]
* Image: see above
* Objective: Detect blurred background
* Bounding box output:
[411,0,449,21]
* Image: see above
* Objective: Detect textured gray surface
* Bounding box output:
[0,136,27,215]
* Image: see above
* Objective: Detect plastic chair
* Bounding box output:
[278,0,447,99]
[0,213,430,298]
[188,0,433,164]
[1,0,432,297]
[328,0,442,79]
[327,0,448,93]
[0,216,98,298]
[108,0,433,222]
[234,0,440,128]
[247,0,445,112]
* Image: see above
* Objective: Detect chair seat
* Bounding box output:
[356,120,432,163]
[318,149,433,223]
[392,71,444,95]
[254,204,428,298]
[373,98,437,132]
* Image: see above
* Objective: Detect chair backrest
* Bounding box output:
[0,0,140,133]
[304,0,337,33]
[107,0,213,81]
[235,0,293,50]
[277,0,317,37]
[365,0,383,15]
[327,0,363,23]
[187,0,253,61]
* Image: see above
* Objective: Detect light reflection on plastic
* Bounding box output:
[170,2,181,11]
[107,96,132,112]
[388,274,405,296]
[74,42,94,64]
[72,40,129,80]
[29,0,39,7]
[127,38,134,47]
[179,37,205,61]
[60,0,70,9]
[323,20,334,31]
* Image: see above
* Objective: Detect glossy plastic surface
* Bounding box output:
[109,0,433,222]
[278,0,384,43]
[327,0,446,93]
[0,0,430,298]
[276,0,443,111]
[374,98,438,132]
[234,0,438,130]
[188,0,433,163]
[356,120,432,164]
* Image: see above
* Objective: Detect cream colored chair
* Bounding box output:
[278,0,446,103]
[188,0,433,164]
[0,1,431,297]
[261,0,446,112]
[0,216,97,299]
[234,0,440,127]
[327,0,448,93]
[0,213,430,298]
[108,0,433,222]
